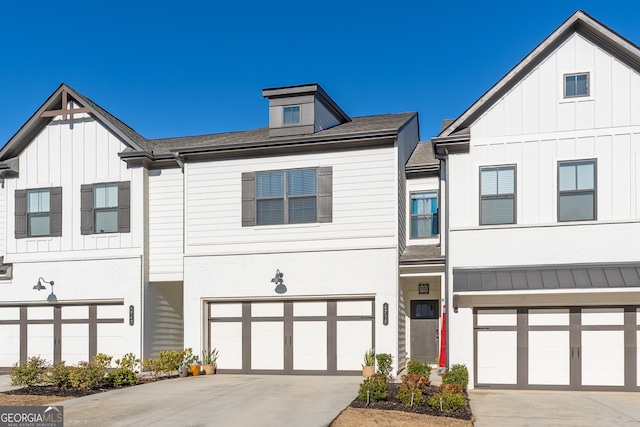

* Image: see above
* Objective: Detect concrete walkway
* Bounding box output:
[21,374,359,427]
[470,389,640,426]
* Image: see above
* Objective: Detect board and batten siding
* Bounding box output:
[184,147,398,255]
[148,168,184,281]
[4,118,143,261]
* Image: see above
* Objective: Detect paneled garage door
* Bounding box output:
[0,302,125,371]
[475,307,640,391]
[208,299,374,375]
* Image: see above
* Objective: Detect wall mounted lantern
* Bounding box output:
[34,277,57,303]
[271,269,287,294]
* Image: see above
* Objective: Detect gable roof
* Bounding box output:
[0,83,149,161]
[437,10,640,140]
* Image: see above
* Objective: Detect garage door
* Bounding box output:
[208,299,374,375]
[475,307,640,391]
[0,302,126,371]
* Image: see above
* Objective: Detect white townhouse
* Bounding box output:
[434,11,640,391]
[0,82,436,375]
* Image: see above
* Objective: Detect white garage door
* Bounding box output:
[208,299,374,374]
[0,303,125,370]
[475,307,638,391]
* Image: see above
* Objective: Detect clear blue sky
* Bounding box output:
[0,1,638,144]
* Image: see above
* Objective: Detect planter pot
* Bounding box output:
[362,365,375,378]
[179,366,189,377]
[202,364,216,375]
[189,365,201,376]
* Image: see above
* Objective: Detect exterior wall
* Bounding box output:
[143,281,183,359]
[314,98,341,132]
[184,147,398,255]
[4,118,144,263]
[183,247,399,370]
[396,116,420,254]
[148,168,184,282]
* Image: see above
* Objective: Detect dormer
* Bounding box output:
[262,83,351,138]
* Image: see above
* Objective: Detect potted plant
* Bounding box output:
[201,348,219,375]
[362,348,375,377]
[183,348,200,376]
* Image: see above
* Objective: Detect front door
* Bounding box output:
[410,300,439,363]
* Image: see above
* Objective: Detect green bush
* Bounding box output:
[407,359,432,377]
[442,364,469,390]
[400,373,429,389]
[159,350,184,376]
[48,361,72,388]
[115,353,140,372]
[375,353,393,380]
[357,376,387,402]
[106,367,138,387]
[428,390,466,411]
[396,386,424,406]
[69,361,106,390]
[10,356,50,386]
[141,358,162,379]
[438,383,463,394]
[93,353,113,370]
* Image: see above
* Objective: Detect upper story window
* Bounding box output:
[558,160,596,221]
[410,191,438,238]
[14,187,62,239]
[480,165,516,225]
[242,167,333,226]
[81,182,130,235]
[564,73,589,98]
[28,189,51,236]
[283,106,301,125]
[256,169,317,225]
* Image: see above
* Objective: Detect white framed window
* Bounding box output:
[256,168,317,225]
[564,73,589,98]
[410,191,438,238]
[27,189,50,237]
[283,106,301,125]
[480,165,516,225]
[558,160,596,221]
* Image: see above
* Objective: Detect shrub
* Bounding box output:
[115,353,140,372]
[141,358,162,379]
[159,350,184,377]
[438,383,463,394]
[428,390,466,411]
[93,353,113,370]
[10,356,50,386]
[397,385,424,406]
[48,361,73,388]
[357,376,387,402]
[106,368,138,387]
[375,353,393,380]
[407,359,432,377]
[442,364,469,390]
[401,373,429,389]
[69,361,106,390]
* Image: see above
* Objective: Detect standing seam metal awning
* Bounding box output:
[453,263,640,292]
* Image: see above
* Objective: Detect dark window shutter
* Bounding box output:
[241,172,256,226]
[50,187,63,237]
[118,181,130,233]
[80,184,94,235]
[317,166,333,223]
[14,190,27,239]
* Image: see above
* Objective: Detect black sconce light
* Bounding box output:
[271,269,287,294]
[34,277,57,303]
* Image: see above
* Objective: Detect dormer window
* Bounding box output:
[564,73,589,98]
[283,106,300,125]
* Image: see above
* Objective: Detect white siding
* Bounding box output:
[0,186,5,258]
[148,168,184,281]
[184,147,398,255]
[396,116,420,254]
[5,118,143,262]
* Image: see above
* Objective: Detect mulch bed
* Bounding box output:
[349,383,473,421]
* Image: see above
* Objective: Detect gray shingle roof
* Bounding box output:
[148,112,417,154]
[399,245,444,264]
[406,141,437,167]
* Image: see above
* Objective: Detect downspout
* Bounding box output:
[435,147,450,369]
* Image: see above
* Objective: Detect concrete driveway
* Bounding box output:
[470,389,640,426]
[12,374,359,427]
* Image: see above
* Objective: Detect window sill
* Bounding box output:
[251,222,322,231]
[559,96,594,104]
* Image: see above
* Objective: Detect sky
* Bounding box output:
[0,1,639,145]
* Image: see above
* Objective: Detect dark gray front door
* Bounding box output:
[410,300,439,363]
